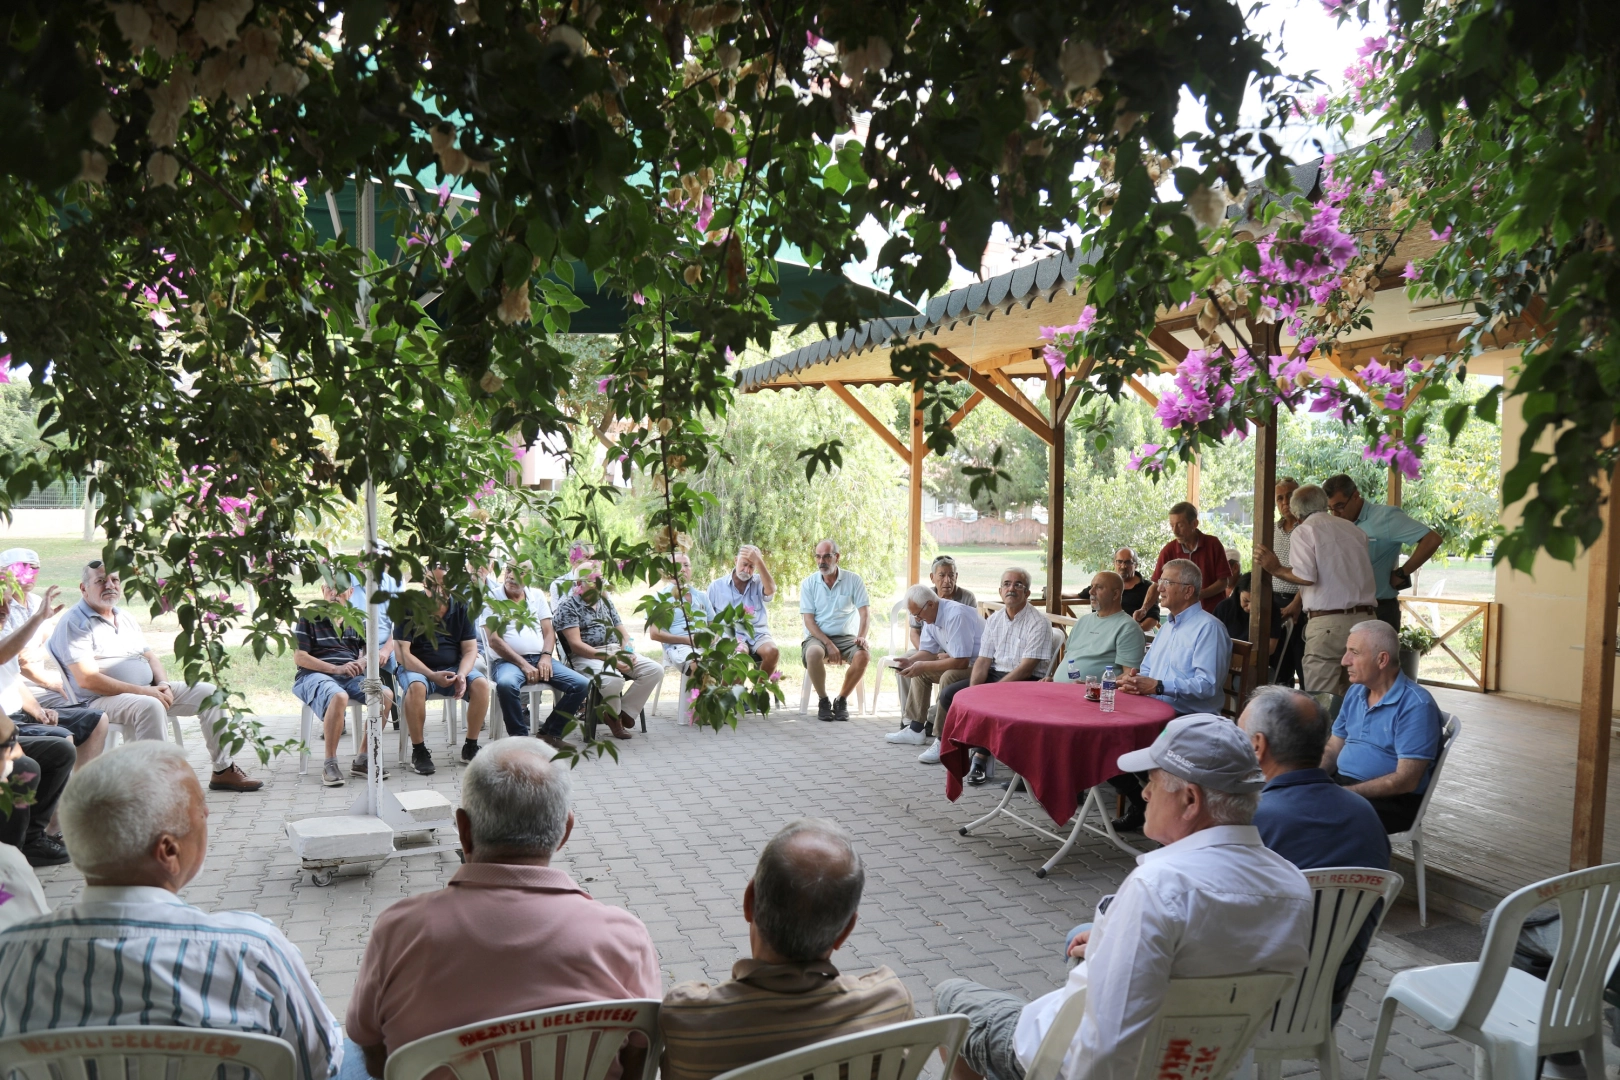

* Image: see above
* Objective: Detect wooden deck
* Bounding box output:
[1419,686,1620,898]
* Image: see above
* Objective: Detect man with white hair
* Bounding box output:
[48,561,262,791]
[799,539,870,721]
[344,740,660,1079]
[1325,619,1444,833]
[709,544,781,676]
[954,567,1054,785]
[884,583,983,753]
[934,716,1312,1080]
[0,742,338,1078]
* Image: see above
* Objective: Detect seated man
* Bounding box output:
[1242,685,1388,1021]
[799,540,870,721]
[935,716,1311,1080]
[345,740,660,1079]
[1324,619,1443,833]
[553,562,663,740]
[908,555,977,649]
[484,562,589,743]
[0,584,82,867]
[946,568,1053,784]
[885,584,983,752]
[1212,572,1286,651]
[0,742,339,1079]
[708,544,781,675]
[293,575,393,787]
[0,714,51,928]
[1048,572,1145,684]
[650,551,714,673]
[394,569,491,772]
[4,548,77,711]
[49,561,262,792]
[660,819,912,1080]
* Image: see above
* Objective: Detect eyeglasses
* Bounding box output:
[1163,578,1194,589]
[999,580,1029,591]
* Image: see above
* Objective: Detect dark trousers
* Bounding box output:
[1333,773,1423,833]
[1273,613,1307,688]
[1110,771,1149,811]
[1,736,76,847]
[939,670,1004,751]
[1376,597,1401,632]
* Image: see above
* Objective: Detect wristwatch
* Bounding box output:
[1154,679,1165,695]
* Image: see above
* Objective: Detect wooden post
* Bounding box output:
[1249,414,1278,696]
[1571,448,1620,869]
[1388,466,1402,507]
[908,390,924,587]
[1047,376,1066,614]
[1187,451,1202,505]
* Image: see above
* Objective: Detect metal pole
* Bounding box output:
[364,479,381,816]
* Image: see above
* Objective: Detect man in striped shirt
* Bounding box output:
[0,741,340,1079]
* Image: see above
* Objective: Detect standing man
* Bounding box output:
[1271,479,1306,687]
[884,584,983,753]
[708,544,780,676]
[394,570,490,772]
[949,568,1054,785]
[483,563,590,744]
[1255,484,1377,697]
[292,575,392,786]
[799,540,870,722]
[907,555,977,648]
[1323,474,1443,630]
[1135,502,1230,622]
[48,562,263,792]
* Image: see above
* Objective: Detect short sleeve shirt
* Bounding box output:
[481,587,554,657]
[294,616,364,669]
[918,598,984,659]
[799,569,869,640]
[707,573,771,640]
[552,591,624,649]
[655,583,712,640]
[48,601,153,705]
[910,587,977,630]
[1052,611,1146,681]
[393,598,475,671]
[1332,673,1444,792]
[1353,502,1436,600]
[1151,532,1230,614]
[977,603,1054,678]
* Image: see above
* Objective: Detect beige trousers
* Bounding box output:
[903,666,968,730]
[1302,612,1361,697]
[88,681,234,770]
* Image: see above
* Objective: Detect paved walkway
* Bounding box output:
[29,688,1601,1080]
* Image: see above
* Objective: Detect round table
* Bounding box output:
[941,682,1177,826]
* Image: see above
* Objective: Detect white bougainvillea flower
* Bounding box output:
[147,150,180,188]
[110,3,155,52]
[549,24,585,59]
[716,43,741,72]
[480,371,504,392]
[497,281,530,324]
[157,0,196,20]
[78,150,109,185]
[1060,40,1107,95]
[194,0,253,50]
[90,110,118,146]
[837,36,892,81]
[683,263,702,285]
[268,62,310,96]
[1188,184,1231,230]
[146,71,194,147]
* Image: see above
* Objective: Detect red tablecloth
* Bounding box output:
[941,683,1177,826]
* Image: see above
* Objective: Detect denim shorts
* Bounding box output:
[398,668,485,697]
[293,671,374,717]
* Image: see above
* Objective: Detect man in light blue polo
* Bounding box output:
[800,539,870,722]
[1323,474,1442,631]
[707,544,780,676]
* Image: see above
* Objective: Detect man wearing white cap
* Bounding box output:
[934,715,1313,1080]
[0,549,109,761]
[0,549,69,708]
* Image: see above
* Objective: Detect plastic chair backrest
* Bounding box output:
[1048,625,1067,673]
[0,1025,297,1080]
[1258,868,1404,1048]
[383,999,661,1080]
[1459,863,1620,1042]
[707,1014,969,1080]
[889,598,911,655]
[1389,712,1460,843]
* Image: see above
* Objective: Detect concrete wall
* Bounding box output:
[1494,392,1589,706]
[0,509,95,539]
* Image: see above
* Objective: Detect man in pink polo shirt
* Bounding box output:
[343,740,660,1078]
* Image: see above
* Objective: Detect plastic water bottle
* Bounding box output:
[1100,665,1118,713]
[1067,656,1083,683]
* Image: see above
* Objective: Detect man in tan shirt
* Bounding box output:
[659,819,912,1080]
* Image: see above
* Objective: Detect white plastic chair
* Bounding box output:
[796,663,868,716]
[1023,973,1297,1080]
[1393,712,1461,926]
[872,598,913,712]
[0,1024,296,1080]
[709,1014,969,1080]
[649,658,691,723]
[383,998,660,1080]
[1364,862,1620,1080]
[298,698,364,774]
[1252,868,1405,1080]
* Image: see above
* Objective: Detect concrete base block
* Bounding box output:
[285,815,395,861]
[394,789,455,825]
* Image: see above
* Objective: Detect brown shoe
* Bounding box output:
[604,715,633,741]
[208,764,264,792]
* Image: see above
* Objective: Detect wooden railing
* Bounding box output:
[1400,596,1500,693]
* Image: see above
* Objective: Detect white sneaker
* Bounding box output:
[918,740,942,764]
[886,726,930,746]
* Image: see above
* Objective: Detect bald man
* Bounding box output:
[1049,572,1145,683]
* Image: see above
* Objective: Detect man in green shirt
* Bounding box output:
[1049,572,1147,682]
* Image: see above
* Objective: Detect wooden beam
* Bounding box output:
[936,349,1055,446]
[908,391,924,587]
[1572,439,1620,870]
[1149,326,1190,365]
[1320,352,1369,392]
[988,367,1051,430]
[1388,467,1403,507]
[1126,377,1160,408]
[1047,376,1067,615]
[826,380,909,462]
[947,391,986,430]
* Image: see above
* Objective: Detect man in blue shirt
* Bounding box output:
[799,539,870,721]
[706,544,780,676]
[1323,475,1443,631]
[1325,619,1444,833]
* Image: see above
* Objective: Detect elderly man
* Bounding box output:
[0,714,51,928]
[909,555,978,648]
[954,568,1054,785]
[293,576,394,786]
[48,561,262,792]
[800,540,871,722]
[1049,572,1145,684]
[707,544,780,675]
[2,548,71,710]
[1271,479,1306,686]
[650,550,714,672]
[554,562,663,740]
[885,584,983,751]
[1075,548,1158,627]
[1255,484,1377,697]
[1136,503,1229,622]
[344,740,659,1079]
[1323,474,1443,631]
[393,571,489,771]
[935,715,1312,1080]
[0,742,339,1078]
[484,562,590,743]
[660,819,912,1080]
[1325,619,1444,833]
[0,588,82,867]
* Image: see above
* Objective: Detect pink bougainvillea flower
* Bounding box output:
[696,193,715,233]
[770,670,783,682]
[507,432,528,464]
[1402,261,1420,281]
[687,687,701,703]
[1429,224,1453,242]
[0,355,10,385]
[1127,443,1163,472]
[1042,345,1067,379]
[596,376,613,394]
[631,291,645,305]
[1311,95,1328,117]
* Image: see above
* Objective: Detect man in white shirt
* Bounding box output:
[942,568,1053,785]
[885,584,984,756]
[934,715,1312,1080]
[483,563,590,743]
[1255,484,1377,696]
[0,742,339,1079]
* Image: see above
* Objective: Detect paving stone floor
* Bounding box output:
[31,687,1611,1080]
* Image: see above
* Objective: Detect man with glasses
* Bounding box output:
[48,562,263,792]
[1077,548,1157,628]
[1321,474,1442,631]
[943,568,1053,784]
[799,540,870,721]
[907,556,977,649]
[885,583,983,754]
[1135,503,1231,624]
